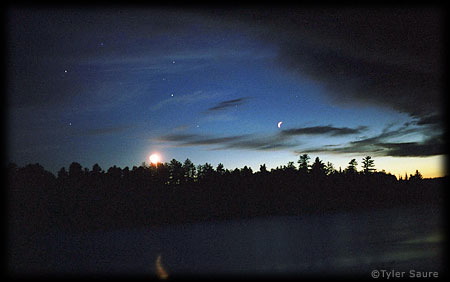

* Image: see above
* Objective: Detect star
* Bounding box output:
[170,93,174,97]
[172,60,176,64]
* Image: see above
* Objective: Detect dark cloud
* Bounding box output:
[157,124,366,151]
[415,114,443,126]
[224,8,443,120]
[157,132,292,151]
[156,133,199,142]
[281,125,367,137]
[206,97,250,112]
[221,137,296,151]
[298,144,386,156]
[189,136,246,146]
[157,133,248,146]
[377,138,444,157]
[302,124,444,157]
[346,124,417,147]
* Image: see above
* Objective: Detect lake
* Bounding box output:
[9,205,443,277]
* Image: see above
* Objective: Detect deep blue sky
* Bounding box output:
[7,7,445,177]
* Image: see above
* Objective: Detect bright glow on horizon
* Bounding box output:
[298,154,445,179]
[149,153,161,165]
[374,155,445,179]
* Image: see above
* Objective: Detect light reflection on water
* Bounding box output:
[155,254,168,279]
[11,206,443,276]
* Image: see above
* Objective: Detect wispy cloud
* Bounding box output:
[206,97,250,112]
[300,124,444,157]
[281,125,367,137]
[376,138,444,157]
[157,121,444,158]
[155,132,296,151]
[155,124,366,152]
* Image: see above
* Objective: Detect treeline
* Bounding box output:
[7,155,443,234]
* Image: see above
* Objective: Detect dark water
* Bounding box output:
[9,206,443,277]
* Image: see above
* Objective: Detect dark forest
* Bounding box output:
[8,155,443,235]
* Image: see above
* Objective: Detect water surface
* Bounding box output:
[10,206,443,276]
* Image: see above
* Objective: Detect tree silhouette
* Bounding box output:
[346,159,358,174]
[240,166,253,178]
[361,156,375,173]
[7,154,438,235]
[324,161,335,175]
[158,162,171,185]
[216,163,226,176]
[107,165,123,184]
[285,161,296,172]
[410,170,423,182]
[259,164,268,174]
[69,162,83,179]
[298,153,310,174]
[57,166,68,180]
[9,163,56,234]
[168,159,183,185]
[197,163,214,182]
[182,158,196,183]
[91,163,103,175]
[310,157,326,177]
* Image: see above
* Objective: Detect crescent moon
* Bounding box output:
[277,121,283,128]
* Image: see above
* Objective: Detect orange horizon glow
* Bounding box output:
[306,154,446,179]
[374,155,446,179]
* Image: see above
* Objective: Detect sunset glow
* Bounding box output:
[149,153,161,165]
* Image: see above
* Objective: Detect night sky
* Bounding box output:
[7,7,445,178]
